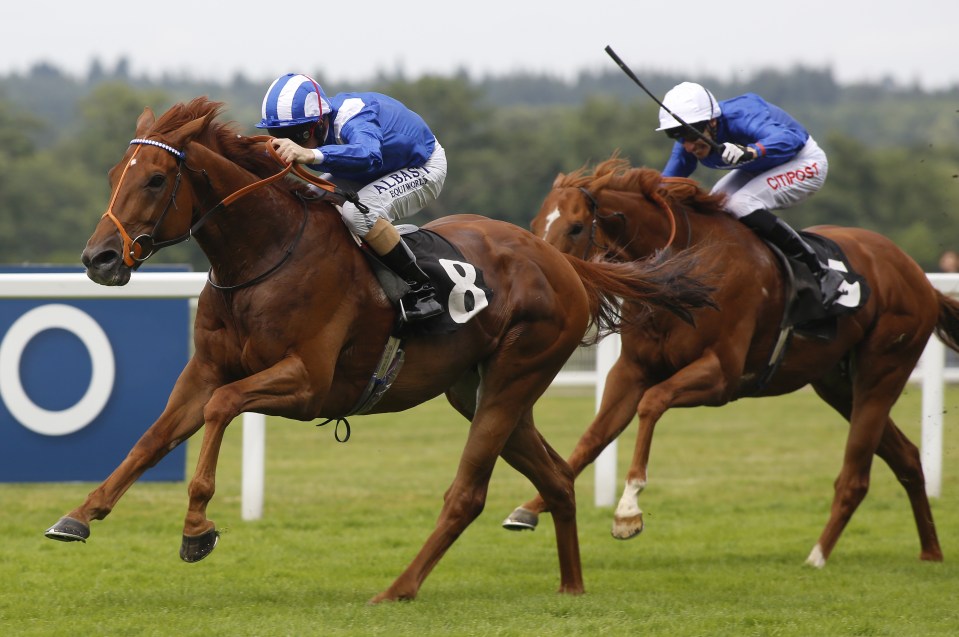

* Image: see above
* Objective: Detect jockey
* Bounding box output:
[257,73,447,322]
[656,82,845,306]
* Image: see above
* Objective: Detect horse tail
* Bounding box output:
[564,248,716,345]
[934,290,959,352]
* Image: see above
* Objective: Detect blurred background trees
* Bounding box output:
[1,60,957,270]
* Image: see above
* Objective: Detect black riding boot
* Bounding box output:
[378,240,444,321]
[740,210,845,306]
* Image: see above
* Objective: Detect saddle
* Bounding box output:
[751,233,870,393]
[361,225,493,336]
[778,232,870,338]
[343,225,493,416]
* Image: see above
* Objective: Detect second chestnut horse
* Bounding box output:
[506,157,957,568]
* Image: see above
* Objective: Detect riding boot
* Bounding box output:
[740,210,845,306]
[378,239,444,322]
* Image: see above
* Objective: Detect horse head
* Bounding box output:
[81,99,222,285]
[531,169,609,260]
[532,157,724,262]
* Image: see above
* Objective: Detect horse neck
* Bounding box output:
[601,190,680,258]
[614,190,737,257]
[186,145,334,283]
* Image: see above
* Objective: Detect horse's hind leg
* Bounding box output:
[374,359,581,603]
[370,399,518,603]
[448,372,583,591]
[449,383,584,594]
[809,367,939,566]
[874,421,942,561]
[815,368,942,562]
[499,414,584,595]
[808,377,888,566]
[504,357,644,531]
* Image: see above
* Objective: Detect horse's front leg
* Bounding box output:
[45,358,215,543]
[179,354,322,562]
[614,353,727,539]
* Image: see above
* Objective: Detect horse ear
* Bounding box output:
[552,173,566,187]
[168,112,214,148]
[135,107,156,137]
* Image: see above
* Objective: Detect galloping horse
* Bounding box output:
[43,100,714,602]
[506,157,959,567]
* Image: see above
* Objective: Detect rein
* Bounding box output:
[577,187,609,260]
[206,192,311,291]
[578,184,679,257]
[100,134,367,289]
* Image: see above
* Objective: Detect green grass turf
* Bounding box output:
[2,384,957,636]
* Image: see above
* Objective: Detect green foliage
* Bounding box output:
[1,65,958,270]
[65,82,170,175]
[1,387,957,635]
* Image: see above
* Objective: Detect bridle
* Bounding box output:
[576,187,618,260]
[100,135,362,290]
[100,139,188,267]
[576,183,686,259]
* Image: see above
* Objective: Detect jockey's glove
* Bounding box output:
[721,142,755,165]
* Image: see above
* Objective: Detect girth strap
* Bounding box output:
[346,334,405,416]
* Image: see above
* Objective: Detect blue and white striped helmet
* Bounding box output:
[256,73,332,129]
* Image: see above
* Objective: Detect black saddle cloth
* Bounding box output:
[778,232,871,339]
[364,225,493,336]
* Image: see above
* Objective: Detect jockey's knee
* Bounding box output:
[338,202,385,238]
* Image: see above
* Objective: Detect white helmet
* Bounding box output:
[655,82,722,131]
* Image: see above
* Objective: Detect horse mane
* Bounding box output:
[556,155,728,216]
[149,97,298,185]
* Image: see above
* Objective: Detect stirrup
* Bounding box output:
[398,284,443,322]
[817,267,846,306]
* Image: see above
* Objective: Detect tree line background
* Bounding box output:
[1,59,957,270]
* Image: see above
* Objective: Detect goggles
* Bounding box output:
[267,123,314,142]
[664,121,708,141]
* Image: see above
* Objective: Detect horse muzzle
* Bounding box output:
[80,243,133,286]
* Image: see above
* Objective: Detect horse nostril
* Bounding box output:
[82,249,121,271]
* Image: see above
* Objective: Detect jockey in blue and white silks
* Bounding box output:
[257,73,447,322]
[656,82,843,306]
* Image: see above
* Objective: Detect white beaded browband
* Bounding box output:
[129,138,186,160]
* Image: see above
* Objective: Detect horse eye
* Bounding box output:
[569,222,584,236]
[146,174,166,189]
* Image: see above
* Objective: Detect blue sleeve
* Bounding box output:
[662,142,698,177]
[722,95,808,165]
[317,107,384,174]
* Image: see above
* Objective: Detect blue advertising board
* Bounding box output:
[0,267,190,482]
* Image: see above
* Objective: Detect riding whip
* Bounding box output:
[604,45,724,154]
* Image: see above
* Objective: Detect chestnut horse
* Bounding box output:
[42,101,714,602]
[506,157,959,567]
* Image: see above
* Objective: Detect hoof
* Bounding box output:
[368,590,415,605]
[805,544,826,568]
[502,507,539,531]
[611,513,644,540]
[45,516,90,543]
[180,528,219,563]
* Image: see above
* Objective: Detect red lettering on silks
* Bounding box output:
[766,162,820,190]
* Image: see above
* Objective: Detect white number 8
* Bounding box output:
[438,259,489,324]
